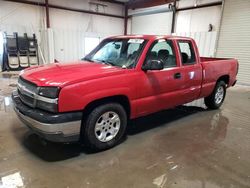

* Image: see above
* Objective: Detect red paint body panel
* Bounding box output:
[20,35,238,119]
[21,62,126,87]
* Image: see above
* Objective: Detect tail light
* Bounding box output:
[236,61,239,75]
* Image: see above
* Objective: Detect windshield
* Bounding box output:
[84,38,147,69]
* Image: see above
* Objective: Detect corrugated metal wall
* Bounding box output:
[216,0,250,85]
[0,1,125,66]
[52,29,115,62]
[53,29,85,62]
[131,12,173,35]
[174,31,218,57]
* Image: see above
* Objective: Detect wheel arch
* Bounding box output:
[217,75,230,85]
[82,95,131,119]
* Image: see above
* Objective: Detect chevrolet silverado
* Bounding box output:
[12,35,238,151]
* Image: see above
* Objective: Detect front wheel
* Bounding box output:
[204,81,226,109]
[82,103,127,151]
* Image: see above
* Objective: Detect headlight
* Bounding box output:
[36,100,58,113]
[38,87,60,99]
[36,87,60,113]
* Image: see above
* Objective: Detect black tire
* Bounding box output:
[204,81,226,109]
[82,103,127,151]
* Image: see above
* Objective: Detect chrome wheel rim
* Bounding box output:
[215,86,224,104]
[94,111,121,142]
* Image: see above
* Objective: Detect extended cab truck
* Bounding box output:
[12,35,238,151]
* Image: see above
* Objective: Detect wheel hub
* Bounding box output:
[215,86,224,104]
[94,111,121,142]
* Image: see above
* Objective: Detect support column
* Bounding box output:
[45,0,50,28]
[124,4,128,35]
[171,0,177,34]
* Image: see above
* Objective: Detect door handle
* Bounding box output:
[174,73,181,79]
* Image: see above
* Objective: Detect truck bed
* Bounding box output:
[200,57,234,63]
[199,57,238,98]
[200,57,232,62]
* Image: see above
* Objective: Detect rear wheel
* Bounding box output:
[82,103,127,151]
[204,81,226,109]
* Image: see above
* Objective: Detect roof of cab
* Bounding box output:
[109,35,192,40]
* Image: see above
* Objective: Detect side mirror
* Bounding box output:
[142,59,164,71]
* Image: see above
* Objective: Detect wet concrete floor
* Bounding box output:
[0,72,250,188]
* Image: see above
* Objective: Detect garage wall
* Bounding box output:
[0,1,46,65]
[129,4,173,35]
[129,0,221,34]
[49,7,124,61]
[0,1,124,63]
[128,0,221,58]
[175,6,221,33]
[175,0,222,33]
[216,0,250,85]
[131,12,173,35]
[0,1,45,32]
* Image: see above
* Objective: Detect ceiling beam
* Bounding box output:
[99,0,125,5]
[49,4,124,18]
[3,0,45,6]
[127,0,175,9]
[176,1,222,11]
[3,0,124,19]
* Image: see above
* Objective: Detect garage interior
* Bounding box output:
[0,0,250,187]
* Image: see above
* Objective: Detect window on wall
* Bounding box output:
[178,41,196,65]
[84,37,100,55]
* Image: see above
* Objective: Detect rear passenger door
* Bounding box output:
[177,40,203,103]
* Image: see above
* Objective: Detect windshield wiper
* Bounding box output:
[83,57,94,62]
[96,59,116,66]
[103,61,116,66]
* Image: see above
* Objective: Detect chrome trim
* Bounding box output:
[14,107,81,136]
[17,82,58,104]
[35,91,58,104]
[17,82,35,96]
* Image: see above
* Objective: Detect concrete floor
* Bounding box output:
[0,72,250,188]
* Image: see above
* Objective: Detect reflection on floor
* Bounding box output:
[0,72,250,188]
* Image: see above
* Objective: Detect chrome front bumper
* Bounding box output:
[12,91,82,143]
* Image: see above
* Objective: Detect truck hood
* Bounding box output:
[21,61,126,87]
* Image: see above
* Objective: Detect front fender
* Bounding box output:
[58,84,133,113]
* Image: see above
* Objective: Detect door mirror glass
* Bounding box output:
[142,59,164,71]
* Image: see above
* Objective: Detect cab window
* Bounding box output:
[145,39,177,68]
[178,41,196,65]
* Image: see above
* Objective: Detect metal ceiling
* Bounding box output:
[127,0,175,9]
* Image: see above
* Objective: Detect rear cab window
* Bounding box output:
[177,41,196,65]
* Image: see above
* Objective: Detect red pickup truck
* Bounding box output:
[12,35,238,151]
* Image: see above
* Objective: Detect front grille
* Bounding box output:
[17,77,38,108]
[18,89,34,107]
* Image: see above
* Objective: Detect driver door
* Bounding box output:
[136,39,186,116]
